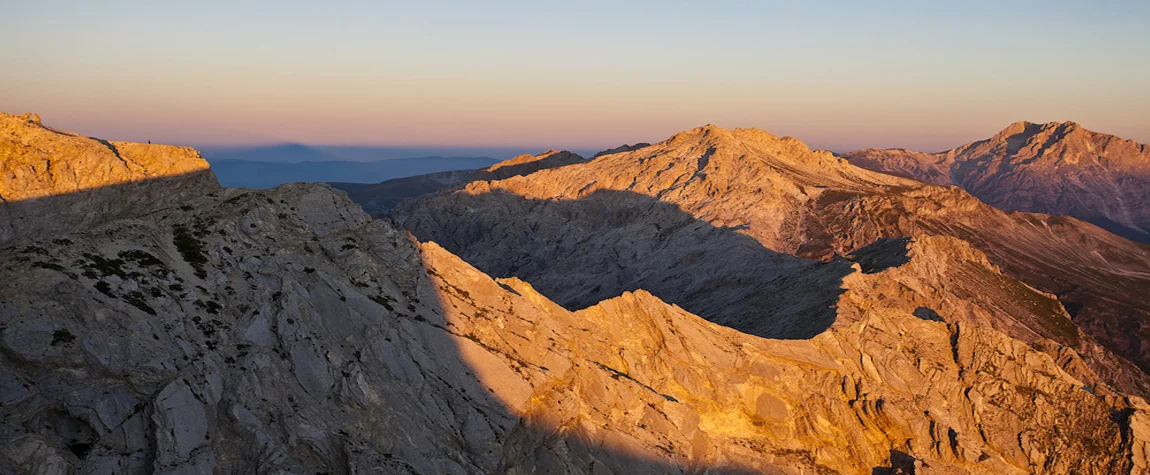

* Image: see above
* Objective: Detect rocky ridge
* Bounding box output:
[842,121,1150,243]
[0,113,215,246]
[394,124,1150,396]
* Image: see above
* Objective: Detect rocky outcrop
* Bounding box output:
[593,143,651,158]
[842,121,1150,242]
[0,112,216,245]
[480,150,586,180]
[802,184,1150,384]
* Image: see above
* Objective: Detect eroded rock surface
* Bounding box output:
[0,112,215,245]
[843,121,1150,243]
[395,125,1150,395]
[5,181,1149,473]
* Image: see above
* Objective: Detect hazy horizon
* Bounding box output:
[196,142,601,162]
[4,1,1149,152]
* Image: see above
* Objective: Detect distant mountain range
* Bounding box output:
[209,156,500,189]
[197,143,596,163]
[842,121,1150,243]
[199,143,607,189]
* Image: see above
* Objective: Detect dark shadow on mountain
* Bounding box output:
[1082,215,1150,244]
[987,121,1045,157]
[913,307,944,323]
[394,188,857,340]
[871,449,917,474]
[848,238,911,274]
[0,170,218,247]
[0,174,764,473]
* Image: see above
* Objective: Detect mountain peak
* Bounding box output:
[665,125,805,153]
[844,120,1150,242]
[995,120,1083,140]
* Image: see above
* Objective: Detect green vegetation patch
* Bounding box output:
[32,261,65,271]
[172,225,209,279]
[118,249,164,267]
[81,253,128,279]
[122,291,157,315]
[51,329,76,346]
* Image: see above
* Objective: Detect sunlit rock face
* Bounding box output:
[0,112,216,245]
[843,121,1150,244]
[3,116,1150,474]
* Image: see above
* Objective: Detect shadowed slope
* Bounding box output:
[399,188,854,339]
[801,183,1150,385]
[331,169,479,214]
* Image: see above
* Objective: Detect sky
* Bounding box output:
[2,0,1149,153]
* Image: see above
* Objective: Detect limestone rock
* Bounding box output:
[394,124,1150,396]
[842,121,1150,243]
[0,112,216,245]
[4,115,1150,474]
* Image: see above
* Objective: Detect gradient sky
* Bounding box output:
[3,1,1149,152]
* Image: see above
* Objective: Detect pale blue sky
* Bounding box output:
[2,1,1148,151]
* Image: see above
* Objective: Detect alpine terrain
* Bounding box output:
[3,113,1150,474]
[842,121,1150,243]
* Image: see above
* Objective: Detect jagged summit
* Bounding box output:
[650,124,875,175]
[665,124,807,151]
[843,120,1150,242]
[997,119,1080,134]
[17,112,41,124]
[477,124,917,207]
